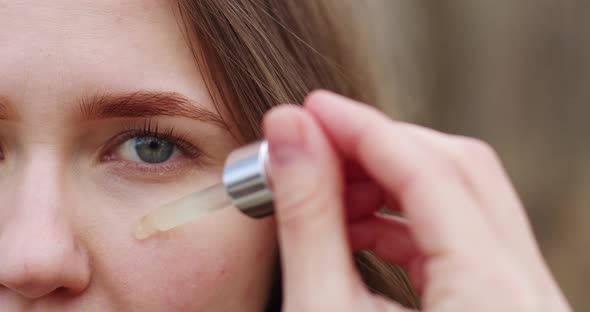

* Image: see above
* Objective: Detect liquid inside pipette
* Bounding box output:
[133,183,231,240]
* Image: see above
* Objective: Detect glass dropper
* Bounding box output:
[133,141,273,240]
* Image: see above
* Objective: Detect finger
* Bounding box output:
[349,214,426,294]
[305,90,499,260]
[343,160,403,219]
[349,214,420,265]
[390,124,553,285]
[344,162,403,218]
[263,105,360,303]
[371,294,416,312]
[396,126,539,253]
[345,180,384,221]
[344,160,370,180]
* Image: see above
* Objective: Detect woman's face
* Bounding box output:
[0,1,276,311]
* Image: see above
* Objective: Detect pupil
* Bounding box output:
[134,137,174,163]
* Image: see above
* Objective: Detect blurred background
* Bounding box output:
[335,1,588,310]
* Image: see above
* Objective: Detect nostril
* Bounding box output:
[0,214,92,299]
[0,259,89,299]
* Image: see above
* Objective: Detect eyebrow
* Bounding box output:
[78,91,227,128]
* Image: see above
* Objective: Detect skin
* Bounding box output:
[0,1,573,311]
[0,1,275,311]
[263,90,572,311]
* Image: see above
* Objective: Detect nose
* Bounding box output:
[0,156,91,299]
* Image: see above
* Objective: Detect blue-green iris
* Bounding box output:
[134,137,175,163]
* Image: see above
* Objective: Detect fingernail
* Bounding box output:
[265,107,306,166]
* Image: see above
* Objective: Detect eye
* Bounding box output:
[116,136,181,164]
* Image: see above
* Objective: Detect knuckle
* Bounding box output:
[472,264,541,311]
[276,184,332,230]
[456,137,501,166]
[495,280,538,310]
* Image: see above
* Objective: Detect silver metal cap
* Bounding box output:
[222,141,274,218]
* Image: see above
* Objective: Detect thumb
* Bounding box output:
[264,105,360,305]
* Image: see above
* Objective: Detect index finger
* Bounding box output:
[304,90,497,259]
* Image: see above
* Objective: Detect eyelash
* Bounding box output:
[102,120,203,163]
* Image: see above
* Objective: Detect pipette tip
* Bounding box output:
[133,216,158,240]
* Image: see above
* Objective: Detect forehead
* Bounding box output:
[0,0,206,113]
[0,0,178,41]
[0,0,183,60]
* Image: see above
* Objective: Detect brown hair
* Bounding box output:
[175,0,419,309]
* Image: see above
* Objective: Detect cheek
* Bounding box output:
[89,206,277,311]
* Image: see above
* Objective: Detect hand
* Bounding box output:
[262,90,571,312]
